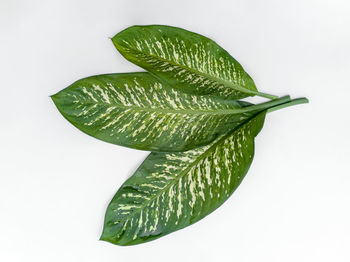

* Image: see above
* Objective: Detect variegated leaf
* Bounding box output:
[100,112,266,246]
[51,73,287,152]
[112,25,276,100]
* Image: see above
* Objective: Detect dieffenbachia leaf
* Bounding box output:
[51,73,288,152]
[112,25,276,100]
[100,112,266,246]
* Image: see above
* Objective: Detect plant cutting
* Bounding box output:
[52,25,308,246]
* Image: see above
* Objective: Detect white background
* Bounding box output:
[1,0,349,261]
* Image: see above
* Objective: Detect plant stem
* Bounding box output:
[255,91,279,100]
[240,95,291,113]
[267,97,309,113]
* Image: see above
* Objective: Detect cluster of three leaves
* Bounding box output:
[52,25,308,246]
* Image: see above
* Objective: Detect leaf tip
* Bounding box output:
[50,93,59,103]
[99,231,112,243]
[99,232,129,246]
[99,233,108,242]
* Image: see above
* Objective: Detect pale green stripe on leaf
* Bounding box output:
[100,112,266,246]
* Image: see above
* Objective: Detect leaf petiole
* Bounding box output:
[254,91,279,100]
[267,97,309,113]
[240,95,291,113]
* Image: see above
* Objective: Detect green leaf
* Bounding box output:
[112,25,276,100]
[100,112,266,246]
[51,73,288,152]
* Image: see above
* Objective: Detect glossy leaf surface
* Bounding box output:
[112,25,268,99]
[51,73,286,152]
[100,112,266,245]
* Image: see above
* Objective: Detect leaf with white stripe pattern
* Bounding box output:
[112,25,276,100]
[100,112,266,245]
[51,73,288,152]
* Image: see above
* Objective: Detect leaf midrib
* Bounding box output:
[77,100,249,116]
[115,41,257,96]
[75,95,289,117]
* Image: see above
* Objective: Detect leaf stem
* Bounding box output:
[255,91,279,100]
[241,95,291,113]
[267,97,309,113]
